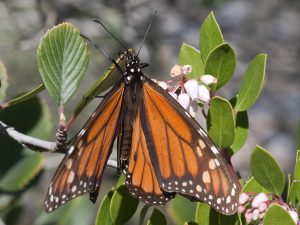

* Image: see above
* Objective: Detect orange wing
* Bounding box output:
[140,79,240,215]
[44,82,125,213]
[125,112,175,205]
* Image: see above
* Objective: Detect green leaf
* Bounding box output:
[95,191,114,225]
[179,43,204,78]
[183,222,198,225]
[207,96,235,148]
[114,174,126,190]
[139,205,150,225]
[0,60,8,101]
[72,49,128,118]
[0,153,44,192]
[263,204,295,225]
[294,150,300,181]
[200,12,224,63]
[146,208,167,225]
[297,119,300,150]
[250,146,285,195]
[0,84,45,110]
[37,22,89,105]
[204,43,235,91]
[195,203,211,225]
[230,111,248,153]
[168,195,196,225]
[110,185,139,225]
[289,181,300,205]
[242,177,268,193]
[235,54,267,112]
[34,197,93,225]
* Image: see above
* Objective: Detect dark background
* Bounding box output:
[0,0,299,224]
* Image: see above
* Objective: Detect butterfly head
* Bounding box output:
[123,52,144,83]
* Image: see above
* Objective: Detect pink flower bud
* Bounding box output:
[170,64,182,77]
[158,81,169,90]
[258,202,267,212]
[238,205,246,214]
[245,210,253,224]
[252,193,268,208]
[184,79,199,100]
[200,74,217,85]
[239,193,250,205]
[188,101,198,118]
[168,92,178,100]
[288,210,299,224]
[178,93,190,109]
[198,85,210,102]
[181,65,192,75]
[253,209,260,220]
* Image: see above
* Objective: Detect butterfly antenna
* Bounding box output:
[137,9,157,56]
[80,34,124,75]
[93,19,127,51]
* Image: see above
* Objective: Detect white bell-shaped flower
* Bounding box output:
[184,79,198,101]
[177,93,190,109]
[198,85,211,102]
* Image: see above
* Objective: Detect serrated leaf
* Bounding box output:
[250,146,285,195]
[204,43,235,91]
[34,197,93,225]
[263,204,295,225]
[0,84,45,110]
[0,153,44,192]
[207,96,235,148]
[95,191,114,225]
[235,54,267,112]
[146,208,167,225]
[110,185,139,225]
[168,195,196,225]
[179,43,204,78]
[38,22,89,105]
[195,203,211,225]
[242,177,268,193]
[72,49,128,118]
[0,60,8,101]
[230,111,248,153]
[200,12,224,63]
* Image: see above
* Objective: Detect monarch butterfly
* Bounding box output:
[44,46,241,215]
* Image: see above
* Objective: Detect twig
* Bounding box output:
[0,121,118,169]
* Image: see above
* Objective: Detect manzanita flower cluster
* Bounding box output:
[238,192,299,224]
[153,64,217,118]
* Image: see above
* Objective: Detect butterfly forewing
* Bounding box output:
[139,78,240,215]
[44,83,125,213]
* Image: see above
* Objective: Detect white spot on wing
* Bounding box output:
[211,146,219,154]
[68,146,75,154]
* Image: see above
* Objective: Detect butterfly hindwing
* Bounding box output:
[140,78,240,215]
[124,111,176,205]
[44,83,125,213]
